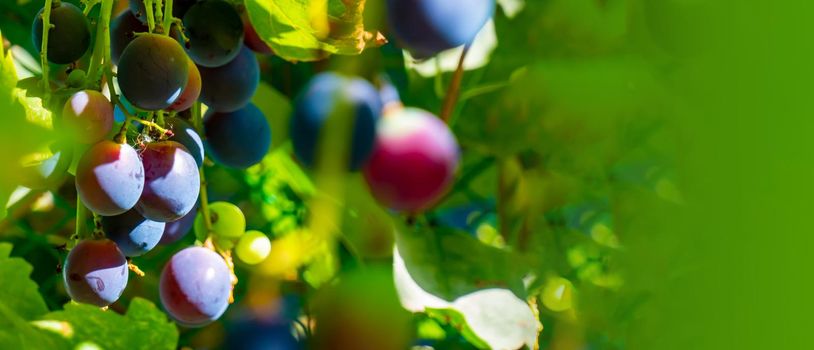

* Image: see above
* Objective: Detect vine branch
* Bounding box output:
[440,45,470,123]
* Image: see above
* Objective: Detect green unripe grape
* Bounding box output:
[235,230,271,265]
[194,202,246,245]
[66,69,86,88]
[541,276,574,312]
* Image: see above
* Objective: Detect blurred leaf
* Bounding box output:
[244,0,385,62]
[0,243,49,320]
[40,298,178,350]
[252,82,292,150]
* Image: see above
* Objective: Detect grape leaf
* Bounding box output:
[0,243,49,320]
[39,298,178,350]
[244,0,386,62]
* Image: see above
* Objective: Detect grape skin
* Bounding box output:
[102,209,165,257]
[118,34,189,111]
[204,103,271,169]
[110,11,147,65]
[167,117,205,168]
[63,239,129,307]
[75,141,145,216]
[193,201,246,249]
[61,90,114,144]
[290,72,381,171]
[136,141,201,222]
[159,202,197,245]
[32,2,91,64]
[160,247,232,327]
[167,59,202,112]
[182,1,244,67]
[198,46,259,112]
[363,108,460,212]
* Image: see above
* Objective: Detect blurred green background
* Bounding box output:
[1,0,812,349]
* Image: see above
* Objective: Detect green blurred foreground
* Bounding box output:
[1,0,813,349]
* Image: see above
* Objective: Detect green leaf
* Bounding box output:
[0,243,50,320]
[394,225,527,300]
[252,81,292,150]
[40,298,178,350]
[244,0,385,62]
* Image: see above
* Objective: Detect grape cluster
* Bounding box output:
[32,0,488,328]
[33,0,277,326]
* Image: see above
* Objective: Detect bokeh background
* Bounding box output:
[1,0,812,349]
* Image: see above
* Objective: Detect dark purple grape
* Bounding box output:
[63,239,128,307]
[75,141,145,216]
[167,116,204,167]
[159,202,197,245]
[204,103,271,169]
[101,209,165,257]
[291,72,381,171]
[386,0,494,58]
[32,2,91,64]
[182,1,244,67]
[117,33,189,111]
[110,11,147,65]
[242,16,273,54]
[136,141,200,222]
[160,247,231,327]
[198,46,259,112]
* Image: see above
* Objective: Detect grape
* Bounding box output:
[118,33,189,110]
[160,247,231,326]
[101,209,165,257]
[167,117,204,167]
[159,202,197,245]
[61,90,114,144]
[291,72,381,171]
[198,46,259,112]
[182,1,244,67]
[76,141,145,216]
[363,108,460,212]
[136,141,200,222]
[541,277,574,312]
[110,11,147,65]
[167,58,201,112]
[235,230,271,265]
[32,2,91,64]
[243,17,273,54]
[129,0,197,24]
[193,201,245,249]
[20,142,72,190]
[63,239,128,307]
[386,0,494,58]
[204,104,271,169]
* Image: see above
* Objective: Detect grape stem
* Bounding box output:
[192,102,215,236]
[162,0,173,34]
[440,44,470,124]
[144,0,156,33]
[114,101,172,143]
[39,0,54,103]
[87,0,114,86]
[75,197,90,240]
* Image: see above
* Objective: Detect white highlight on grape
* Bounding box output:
[166,88,183,105]
[71,91,90,114]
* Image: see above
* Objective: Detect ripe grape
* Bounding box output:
[160,247,232,327]
[291,72,381,171]
[167,59,201,112]
[75,141,145,216]
[235,230,271,265]
[204,103,271,169]
[110,11,147,65]
[118,33,189,110]
[386,0,494,58]
[136,141,200,222]
[61,90,114,144]
[159,203,197,245]
[101,209,165,257]
[198,46,259,112]
[20,142,72,190]
[32,2,91,64]
[167,117,204,167]
[193,201,245,250]
[363,108,460,212]
[63,239,128,307]
[182,1,244,67]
